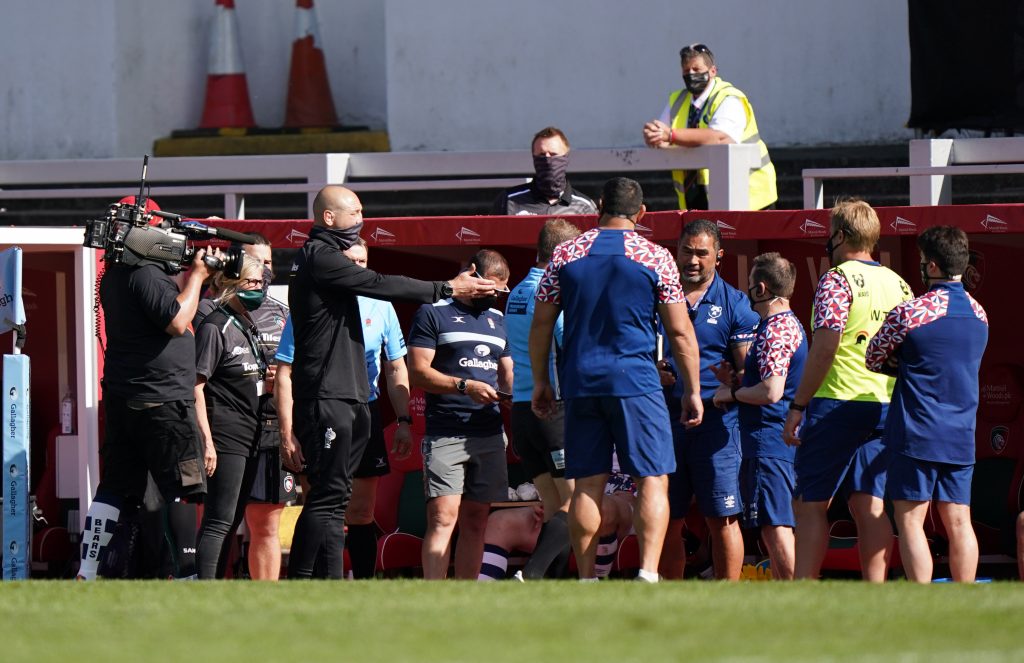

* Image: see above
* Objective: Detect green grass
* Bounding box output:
[2,580,1023,662]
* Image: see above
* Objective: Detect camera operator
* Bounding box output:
[78,229,222,581]
[284,184,495,579]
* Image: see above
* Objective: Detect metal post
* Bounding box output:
[707,144,754,210]
[909,139,953,206]
[803,175,824,209]
[74,246,100,528]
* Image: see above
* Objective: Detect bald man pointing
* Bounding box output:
[285,185,495,579]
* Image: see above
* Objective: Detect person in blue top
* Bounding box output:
[408,249,514,580]
[866,226,989,583]
[658,219,758,581]
[505,218,581,579]
[531,177,702,583]
[274,239,413,579]
[712,252,807,580]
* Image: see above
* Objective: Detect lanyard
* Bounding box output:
[222,305,268,379]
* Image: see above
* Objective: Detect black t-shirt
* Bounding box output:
[100,263,195,402]
[195,307,266,456]
[288,226,444,402]
[491,182,597,216]
[250,295,289,419]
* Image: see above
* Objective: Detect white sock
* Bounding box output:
[579,577,599,583]
[636,568,660,583]
[595,534,618,578]
[77,499,120,580]
[478,544,509,581]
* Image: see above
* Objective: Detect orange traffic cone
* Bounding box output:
[284,0,339,127]
[199,0,255,129]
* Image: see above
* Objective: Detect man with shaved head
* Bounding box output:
[285,185,495,579]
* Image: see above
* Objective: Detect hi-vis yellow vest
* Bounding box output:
[668,78,777,211]
[815,260,913,403]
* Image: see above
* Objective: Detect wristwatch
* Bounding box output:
[456,378,468,394]
[440,281,454,298]
[396,415,413,425]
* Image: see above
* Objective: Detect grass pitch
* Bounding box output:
[2,580,1023,662]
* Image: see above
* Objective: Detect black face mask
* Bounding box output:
[683,72,711,96]
[532,154,569,199]
[472,296,499,312]
[747,285,774,307]
[825,230,845,265]
[261,266,273,296]
[318,222,364,251]
[920,261,941,286]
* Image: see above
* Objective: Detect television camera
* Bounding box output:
[83,156,259,277]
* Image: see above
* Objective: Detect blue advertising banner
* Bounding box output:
[3,354,31,580]
[0,247,26,335]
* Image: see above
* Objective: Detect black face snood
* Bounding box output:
[532,154,569,199]
[317,222,364,251]
[683,72,711,96]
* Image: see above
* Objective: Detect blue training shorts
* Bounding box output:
[794,398,889,502]
[668,422,742,519]
[564,393,675,479]
[886,453,973,505]
[740,456,795,528]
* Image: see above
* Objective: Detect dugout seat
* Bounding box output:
[374,421,427,576]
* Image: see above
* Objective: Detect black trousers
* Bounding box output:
[288,398,371,579]
[196,452,260,579]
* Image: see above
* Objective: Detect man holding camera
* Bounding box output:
[78,217,222,581]
[283,185,495,579]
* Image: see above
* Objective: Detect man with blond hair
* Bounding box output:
[782,199,912,582]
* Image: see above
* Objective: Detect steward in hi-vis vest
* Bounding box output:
[644,43,777,211]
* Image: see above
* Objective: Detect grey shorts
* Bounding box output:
[422,432,509,503]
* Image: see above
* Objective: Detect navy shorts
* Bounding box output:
[794,398,889,502]
[740,457,795,528]
[564,393,674,479]
[887,453,973,505]
[668,423,742,519]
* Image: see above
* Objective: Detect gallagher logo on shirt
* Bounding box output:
[461,345,497,370]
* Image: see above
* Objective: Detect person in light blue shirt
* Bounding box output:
[505,218,581,579]
[276,238,412,578]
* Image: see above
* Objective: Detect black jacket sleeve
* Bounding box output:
[309,244,443,303]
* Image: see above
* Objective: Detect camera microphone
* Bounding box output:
[149,212,260,245]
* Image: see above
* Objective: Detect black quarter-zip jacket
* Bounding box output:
[288,226,447,401]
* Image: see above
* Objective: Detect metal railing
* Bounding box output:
[0,144,764,218]
[803,137,1024,209]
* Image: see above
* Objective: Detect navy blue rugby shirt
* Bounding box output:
[408,298,510,438]
[662,272,759,430]
[866,281,989,465]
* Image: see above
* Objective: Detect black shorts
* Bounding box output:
[510,401,565,480]
[99,397,206,502]
[354,400,391,479]
[248,446,298,504]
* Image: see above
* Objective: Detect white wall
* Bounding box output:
[1,0,910,160]
[385,0,913,151]
[0,0,387,160]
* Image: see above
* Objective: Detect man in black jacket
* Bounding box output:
[491,127,597,217]
[284,185,495,578]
